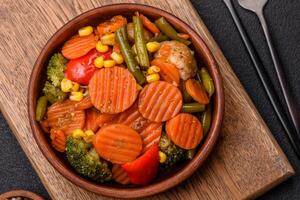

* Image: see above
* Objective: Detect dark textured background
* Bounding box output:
[0,0,299,199]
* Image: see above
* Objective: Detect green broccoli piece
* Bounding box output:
[42,81,67,104]
[158,134,186,170]
[47,53,67,87]
[66,136,112,183]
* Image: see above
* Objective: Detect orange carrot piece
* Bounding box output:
[97,15,127,36]
[138,81,182,122]
[151,58,180,86]
[166,113,203,149]
[84,109,101,132]
[96,113,118,128]
[157,44,171,58]
[46,100,85,135]
[112,164,131,185]
[74,96,93,110]
[50,129,66,152]
[40,120,50,133]
[113,43,121,53]
[139,14,160,34]
[62,34,97,60]
[177,33,190,40]
[89,66,138,114]
[185,79,209,104]
[140,122,162,153]
[93,124,142,164]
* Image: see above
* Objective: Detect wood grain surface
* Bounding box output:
[0,0,294,199]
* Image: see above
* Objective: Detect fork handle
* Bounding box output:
[257,13,300,138]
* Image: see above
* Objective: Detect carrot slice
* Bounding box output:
[74,96,93,110]
[46,100,85,135]
[40,120,50,133]
[151,58,180,86]
[138,81,182,122]
[166,113,203,149]
[50,129,66,152]
[89,66,138,114]
[97,15,127,36]
[140,122,162,153]
[139,14,160,34]
[84,109,101,132]
[62,34,97,60]
[96,113,118,128]
[185,79,209,104]
[93,124,142,164]
[112,164,131,185]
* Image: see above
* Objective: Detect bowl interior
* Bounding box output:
[28,3,224,198]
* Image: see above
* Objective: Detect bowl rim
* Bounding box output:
[28,3,224,198]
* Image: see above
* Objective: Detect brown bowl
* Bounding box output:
[28,3,224,199]
[0,190,44,200]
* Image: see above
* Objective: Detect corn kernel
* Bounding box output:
[96,41,109,53]
[72,129,85,139]
[146,42,161,53]
[61,78,73,92]
[147,65,160,74]
[69,91,83,101]
[146,73,160,83]
[159,151,167,163]
[83,130,95,142]
[101,33,116,46]
[71,82,80,92]
[94,56,104,68]
[103,60,116,68]
[110,52,124,64]
[78,26,94,37]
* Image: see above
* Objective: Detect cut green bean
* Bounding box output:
[155,17,191,45]
[148,34,169,42]
[201,103,212,136]
[200,67,215,97]
[182,102,205,113]
[116,27,146,85]
[35,96,48,121]
[186,149,196,160]
[133,16,150,68]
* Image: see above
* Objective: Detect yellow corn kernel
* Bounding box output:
[147,65,160,74]
[94,56,104,68]
[69,91,83,101]
[136,84,143,91]
[146,42,161,53]
[159,151,167,163]
[146,73,160,83]
[71,82,80,92]
[78,26,94,37]
[96,41,109,53]
[61,78,73,92]
[83,130,95,143]
[110,52,124,64]
[100,33,116,46]
[103,60,116,68]
[72,129,85,139]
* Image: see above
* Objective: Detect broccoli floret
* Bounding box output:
[66,136,112,183]
[47,53,67,87]
[42,81,67,104]
[158,134,186,170]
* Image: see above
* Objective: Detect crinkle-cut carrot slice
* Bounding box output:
[89,66,138,114]
[166,113,203,149]
[50,129,66,152]
[97,15,127,36]
[185,79,209,104]
[112,164,131,185]
[74,96,93,110]
[84,109,101,132]
[138,81,182,122]
[140,122,162,153]
[96,113,118,128]
[62,34,97,60]
[151,58,180,86]
[46,100,85,135]
[93,124,142,164]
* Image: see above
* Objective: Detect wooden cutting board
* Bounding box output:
[0,0,294,199]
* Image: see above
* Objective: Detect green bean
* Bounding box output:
[35,96,48,121]
[186,149,196,160]
[116,27,146,85]
[182,103,205,113]
[133,16,150,68]
[148,34,169,42]
[201,103,212,136]
[155,17,191,45]
[127,23,152,42]
[200,67,215,97]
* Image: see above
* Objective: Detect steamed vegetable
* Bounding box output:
[201,103,212,136]
[46,53,67,87]
[35,96,48,121]
[199,67,215,97]
[43,81,67,104]
[182,102,205,113]
[66,136,112,182]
